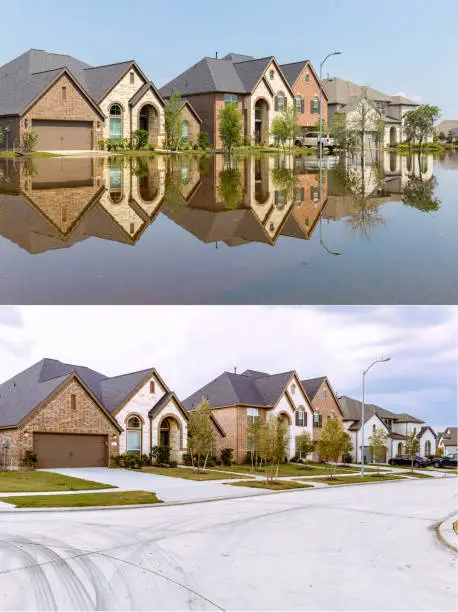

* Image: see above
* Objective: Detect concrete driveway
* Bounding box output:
[39,467,263,503]
[0,477,455,610]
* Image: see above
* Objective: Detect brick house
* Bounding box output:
[0,358,199,469]
[160,53,297,148]
[280,60,328,134]
[183,369,315,462]
[0,49,167,151]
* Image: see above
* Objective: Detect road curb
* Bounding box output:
[0,472,454,515]
[434,513,458,553]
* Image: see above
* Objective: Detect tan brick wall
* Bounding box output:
[290,64,328,130]
[17,378,120,465]
[181,105,200,143]
[0,430,20,469]
[25,74,103,148]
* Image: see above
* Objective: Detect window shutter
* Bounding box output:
[304,411,307,426]
[310,100,314,114]
[319,414,323,427]
[301,98,305,113]
[284,97,287,108]
[301,187,305,201]
[275,96,278,111]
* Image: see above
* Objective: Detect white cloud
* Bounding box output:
[0,306,455,429]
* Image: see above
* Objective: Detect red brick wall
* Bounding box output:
[310,380,343,442]
[291,64,328,131]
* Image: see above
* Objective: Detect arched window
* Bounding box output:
[109,103,123,139]
[275,92,286,112]
[182,120,189,142]
[397,442,403,457]
[126,415,142,454]
[424,440,431,456]
[295,407,306,427]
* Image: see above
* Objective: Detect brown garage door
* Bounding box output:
[32,120,93,151]
[34,433,107,468]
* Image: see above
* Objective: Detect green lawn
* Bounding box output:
[141,466,251,480]
[402,472,434,479]
[1,490,161,508]
[0,471,116,493]
[0,152,18,158]
[211,463,361,477]
[225,480,314,491]
[298,474,406,486]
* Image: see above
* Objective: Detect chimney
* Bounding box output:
[215,51,218,59]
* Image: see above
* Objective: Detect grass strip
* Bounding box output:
[225,480,314,491]
[0,471,116,493]
[297,474,406,485]
[141,466,250,480]
[1,490,161,508]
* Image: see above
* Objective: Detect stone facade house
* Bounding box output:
[280,60,328,134]
[339,395,435,463]
[160,53,296,148]
[0,49,167,151]
[322,77,425,148]
[183,369,315,462]
[0,358,194,469]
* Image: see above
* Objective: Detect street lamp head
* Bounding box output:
[334,51,343,55]
[380,357,391,363]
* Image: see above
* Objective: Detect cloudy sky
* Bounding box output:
[0,306,456,431]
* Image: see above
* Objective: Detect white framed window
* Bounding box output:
[269,69,274,80]
[305,73,310,83]
[291,383,296,395]
[247,407,260,425]
[329,411,335,420]
[126,415,142,455]
[181,119,189,142]
[276,92,286,112]
[224,94,238,105]
[109,103,123,139]
[295,407,306,427]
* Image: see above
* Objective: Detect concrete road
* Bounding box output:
[0,478,456,610]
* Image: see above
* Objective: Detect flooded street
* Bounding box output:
[0,151,456,304]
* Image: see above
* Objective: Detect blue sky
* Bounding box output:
[1,0,456,118]
[0,306,456,431]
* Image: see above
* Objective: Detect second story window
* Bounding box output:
[247,407,260,425]
[224,94,238,105]
[322,389,327,399]
[313,411,322,428]
[291,383,296,395]
[269,70,275,80]
[295,96,303,113]
[275,92,286,112]
[311,97,320,114]
[295,407,306,427]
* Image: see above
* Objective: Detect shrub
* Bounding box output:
[182,452,193,466]
[151,445,171,466]
[23,450,38,469]
[133,129,149,150]
[98,138,106,151]
[140,453,151,466]
[197,131,209,149]
[169,460,178,468]
[147,143,155,151]
[22,131,39,152]
[221,448,233,467]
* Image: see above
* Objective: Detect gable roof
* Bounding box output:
[148,391,189,421]
[440,427,457,446]
[435,120,458,135]
[322,77,392,106]
[182,369,299,411]
[160,54,294,98]
[179,100,202,123]
[129,81,166,108]
[300,376,326,400]
[0,50,157,118]
[339,395,425,430]
[390,95,418,106]
[0,358,174,428]
[416,425,436,440]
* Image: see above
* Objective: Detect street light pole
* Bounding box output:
[319,50,342,164]
[361,357,391,479]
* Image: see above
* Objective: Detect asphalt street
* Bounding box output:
[0,477,456,610]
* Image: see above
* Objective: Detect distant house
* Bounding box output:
[0,49,167,151]
[437,427,458,454]
[339,396,435,462]
[435,120,458,139]
[322,77,423,147]
[160,53,298,148]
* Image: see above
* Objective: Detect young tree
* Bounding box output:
[218,166,243,209]
[258,417,288,482]
[330,113,356,152]
[271,106,299,151]
[295,432,315,461]
[402,175,440,213]
[368,427,388,475]
[164,91,183,151]
[187,398,214,472]
[342,432,353,464]
[403,105,440,149]
[345,92,381,153]
[404,431,421,473]
[247,416,262,470]
[218,102,243,152]
[316,418,348,479]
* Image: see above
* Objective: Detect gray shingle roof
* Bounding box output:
[322,77,392,105]
[222,53,255,62]
[300,376,326,400]
[160,54,279,97]
[0,359,163,427]
[339,395,424,428]
[416,426,436,440]
[0,50,155,117]
[280,61,308,87]
[182,369,295,411]
[441,427,457,446]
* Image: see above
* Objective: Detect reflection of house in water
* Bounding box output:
[164,155,326,247]
[324,152,435,221]
[0,156,167,253]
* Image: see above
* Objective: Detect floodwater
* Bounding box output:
[0,151,456,304]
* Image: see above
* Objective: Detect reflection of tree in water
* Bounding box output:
[334,157,387,239]
[271,162,299,206]
[402,155,440,213]
[162,156,188,215]
[219,166,243,210]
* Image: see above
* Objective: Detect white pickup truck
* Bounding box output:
[295,132,336,152]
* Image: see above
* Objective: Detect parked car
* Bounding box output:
[432,453,458,469]
[388,455,431,468]
[295,132,335,152]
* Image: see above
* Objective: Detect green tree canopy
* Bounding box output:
[403,105,440,147]
[187,398,214,472]
[271,106,299,150]
[316,418,348,479]
[218,102,243,152]
[164,91,183,151]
